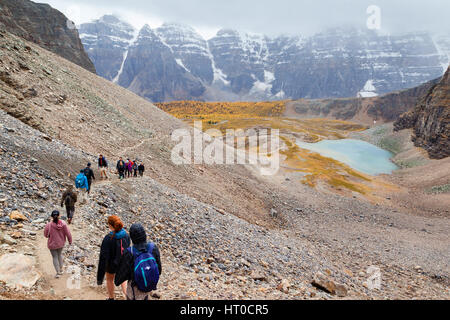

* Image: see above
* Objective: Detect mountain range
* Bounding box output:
[79,15,450,102]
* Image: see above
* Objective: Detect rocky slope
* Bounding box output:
[0,28,449,300]
[1,106,449,300]
[80,15,449,102]
[0,0,95,73]
[394,67,449,159]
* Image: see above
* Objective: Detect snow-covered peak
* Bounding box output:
[95,15,135,33]
[158,22,199,35]
[79,15,136,42]
[156,22,208,50]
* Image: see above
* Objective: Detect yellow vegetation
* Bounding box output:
[157,100,383,196]
[279,136,371,194]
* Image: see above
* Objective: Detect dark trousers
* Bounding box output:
[118,170,125,179]
[138,170,144,177]
[66,206,75,219]
[87,179,92,194]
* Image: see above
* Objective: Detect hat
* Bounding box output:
[51,210,60,217]
[129,223,147,245]
[87,162,91,167]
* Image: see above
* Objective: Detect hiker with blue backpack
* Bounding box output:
[97,215,131,300]
[75,169,89,204]
[114,223,162,300]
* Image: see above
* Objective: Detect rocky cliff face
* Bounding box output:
[118,25,205,102]
[156,23,214,84]
[79,15,135,81]
[81,16,449,102]
[394,67,449,159]
[0,0,96,73]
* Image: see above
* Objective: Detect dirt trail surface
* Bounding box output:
[36,226,104,300]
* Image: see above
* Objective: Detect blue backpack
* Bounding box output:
[75,173,85,189]
[128,243,159,292]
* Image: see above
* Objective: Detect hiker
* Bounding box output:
[60,185,77,224]
[44,210,72,278]
[126,159,133,178]
[83,163,95,194]
[115,223,162,300]
[132,160,138,177]
[138,163,145,177]
[116,157,125,180]
[124,159,130,178]
[75,169,89,204]
[97,215,131,300]
[98,154,109,180]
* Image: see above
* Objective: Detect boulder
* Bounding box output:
[277,279,290,293]
[9,210,28,222]
[250,270,267,282]
[0,253,41,288]
[0,232,17,245]
[312,272,347,297]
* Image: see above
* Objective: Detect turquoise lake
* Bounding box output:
[295,139,398,175]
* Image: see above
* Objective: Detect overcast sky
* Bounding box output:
[41,0,450,39]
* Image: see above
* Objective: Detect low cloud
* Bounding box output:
[43,0,450,38]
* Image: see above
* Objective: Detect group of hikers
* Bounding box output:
[43,155,159,300]
[116,157,145,181]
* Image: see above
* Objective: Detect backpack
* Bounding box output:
[83,167,91,178]
[75,173,85,189]
[128,243,159,292]
[64,192,74,207]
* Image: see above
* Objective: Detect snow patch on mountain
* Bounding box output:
[113,29,139,84]
[358,80,378,98]
[206,42,230,86]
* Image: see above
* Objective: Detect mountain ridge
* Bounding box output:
[80,15,449,102]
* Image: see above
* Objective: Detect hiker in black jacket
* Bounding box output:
[115,223,162,300]
[138,163,145,177]
[60,185,77,224]
[83,163,95,194]
[97,215,131,300]
[116,157,125,180]
[132,160,138,177]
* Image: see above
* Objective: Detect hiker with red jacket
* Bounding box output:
[97,215,130,300]
[115,223,162,300]
[44,210,72,278]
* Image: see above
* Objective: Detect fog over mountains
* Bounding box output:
[80,15,450,102]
